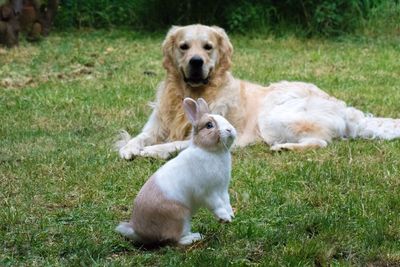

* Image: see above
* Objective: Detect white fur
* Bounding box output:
[155,143,233,219]
[139,140,190,159]
[155,114,236,221]
[259,81,400,148]
[115,222,141,242]
[178,232,203,245]
[348,115,400,140]
[259,82,348,146]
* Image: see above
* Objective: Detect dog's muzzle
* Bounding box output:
[182,69,210,86]
[182,56,211,86]
[183,75,210,85]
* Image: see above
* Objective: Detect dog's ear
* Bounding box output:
[211,26,233,72]
[162,25,181,72]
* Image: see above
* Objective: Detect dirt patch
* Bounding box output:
[1,63,96,89]
[367,259,400,267]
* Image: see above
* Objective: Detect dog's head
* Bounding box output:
[162,24,233,88]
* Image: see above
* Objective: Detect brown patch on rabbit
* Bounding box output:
[131,175,190,244]
[193,115,220,151]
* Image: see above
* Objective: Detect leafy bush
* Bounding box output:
[360,0,400,36]
[54,0,399,36]
[226,2,275,34]
[270,0,364,36]
[55,0,138,28]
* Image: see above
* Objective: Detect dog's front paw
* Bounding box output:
[270,144,289,152]
[119,143,142,160]
[139,147,171,160]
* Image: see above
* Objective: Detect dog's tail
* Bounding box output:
[345,107,400,140]
[113,130,131,151]
[115,222,141,242]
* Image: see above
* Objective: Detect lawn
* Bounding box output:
[1,30,399,266]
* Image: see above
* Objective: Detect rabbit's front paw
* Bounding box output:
[215,208,232,223]
[226,205,235,218]
[218,214,233,223]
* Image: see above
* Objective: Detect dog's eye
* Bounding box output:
[206,122,214,129]
[180,43,189,50]
[204,44,213,50]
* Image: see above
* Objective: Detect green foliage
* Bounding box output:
[53,0,399,36]
[263,0,361,36]
[133,0,226,29]
[360,0,400,36]
[55,0,138,28]
[226,2,274,34]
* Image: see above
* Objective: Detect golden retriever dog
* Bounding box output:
[117,24,400,159]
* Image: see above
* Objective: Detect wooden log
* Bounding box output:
[0,1,20,47]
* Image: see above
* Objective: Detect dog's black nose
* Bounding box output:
[189,56,204,68]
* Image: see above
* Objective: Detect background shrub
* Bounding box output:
[54,0,399,36]
[56,0,138,28]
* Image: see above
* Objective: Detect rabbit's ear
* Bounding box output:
[196,98,210,115]
[183,98,198,125]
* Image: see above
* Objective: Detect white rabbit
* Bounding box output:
[115,97,237,245]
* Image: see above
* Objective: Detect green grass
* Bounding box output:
[1,30,400,266]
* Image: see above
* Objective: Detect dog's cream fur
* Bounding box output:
[117,24,400,159]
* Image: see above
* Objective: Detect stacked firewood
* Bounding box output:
[0,0,58,47]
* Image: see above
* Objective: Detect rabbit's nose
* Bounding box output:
[226,129,236,137]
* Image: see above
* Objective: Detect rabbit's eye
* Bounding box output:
[206,122,214,129]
